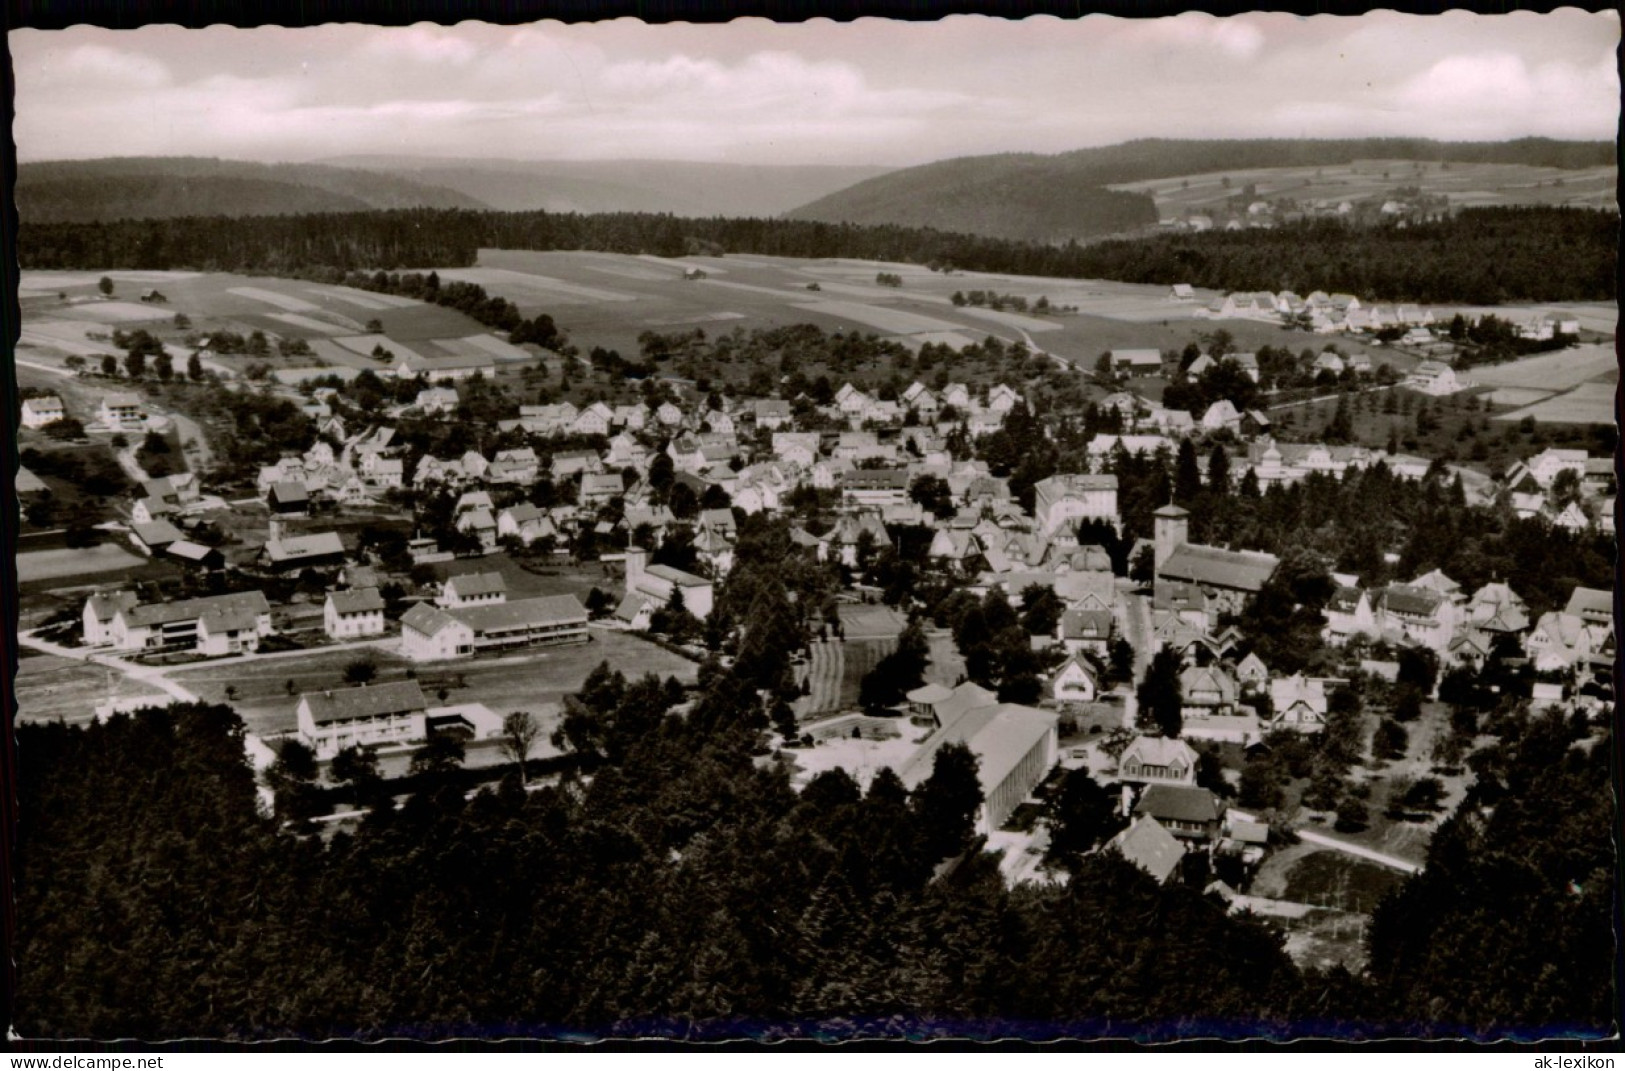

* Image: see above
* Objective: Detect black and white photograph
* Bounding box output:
[5,5,1621,1047]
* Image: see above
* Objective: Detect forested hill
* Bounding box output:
[19,204,1617,305]
[15,158,489,223]
[785,138,1615,240]
[784,155,1160,242]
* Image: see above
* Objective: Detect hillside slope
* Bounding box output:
[786,138,1614,241]
[15,158,488,223]
[786,154,1160,242]
[321,156,894,218]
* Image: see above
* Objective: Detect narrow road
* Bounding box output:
[18,629,400,708]
[167,409,213,472]
[115,447,151,486]
[1296,829,1424,874]
[19,630,199,704]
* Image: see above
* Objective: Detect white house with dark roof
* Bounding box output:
[1268,674,1328,732]
[98,393,146,429]
[1048,653,1101,706]
[107,591,273,653]
[437,572,507,609]
[197,606,265,656]
[1057,606,1113,659]
[83,591,140,646]
[1118,735,1199,786]
[400,595,588,661]
[324,588,387,639]
[20,395,66,429]
[296,680,429,757]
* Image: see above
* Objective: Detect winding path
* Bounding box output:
[1294,829,1424,875]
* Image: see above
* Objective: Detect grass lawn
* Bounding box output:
[15,653,172,725]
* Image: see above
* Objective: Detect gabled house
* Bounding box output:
[1267,674,1328,732]
[580,472,625,507]
[107,591,273,653]
[98,393,146,429]
[1324,585,1379,645]
[1180,665,1239,721]
[497,504,560,547]
[1048,654,1101,706]
[1107,816,1185,884]
[1134,784,1221,841]
[401,595,588,661]
[324,587,387,639]
[296,680,428,757]
[262,529,347,573]
[83,590,140,646]
[571,402,614,437]
[1118,735,1199,786]
[20,395,66,429]
[750,399,792,429]
[1057,607,1113,659]
[439,571,508,609]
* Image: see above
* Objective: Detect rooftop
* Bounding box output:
[300,680,428,726]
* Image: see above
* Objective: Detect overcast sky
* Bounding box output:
[10,12,1620,166]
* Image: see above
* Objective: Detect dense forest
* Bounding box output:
[784,137,1613,241]
[845,138,1618,194]
[1050,208,1619,304]
[15,157,484,223]
[13,645,1615,1040]
[783,161,1159,243]
[19,204,1615,304]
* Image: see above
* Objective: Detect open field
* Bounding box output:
[268,311,356,334]
[1111,160,1617,216]
[15,653,172,725]
[332,333,425,362]
[17,271,506,389]
[438,266,638,305]
[455,333,531,360]
[304,283,420,310]
[229,285,321,312]
[17,545,147,583]
[1490,380,1615,426]
[1470,344,1619,391]
[454,250,1432,374]
[70,301,171,324]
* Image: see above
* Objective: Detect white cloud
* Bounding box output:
[9,13,1621,164]
[357,24,481,67]
[29,41,172,90]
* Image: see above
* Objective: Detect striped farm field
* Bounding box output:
[228,286,322,313]
[795,635,897,717]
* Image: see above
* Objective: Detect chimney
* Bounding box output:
[268,517,283,544]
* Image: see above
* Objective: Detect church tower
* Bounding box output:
[1153,504,1189,572]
